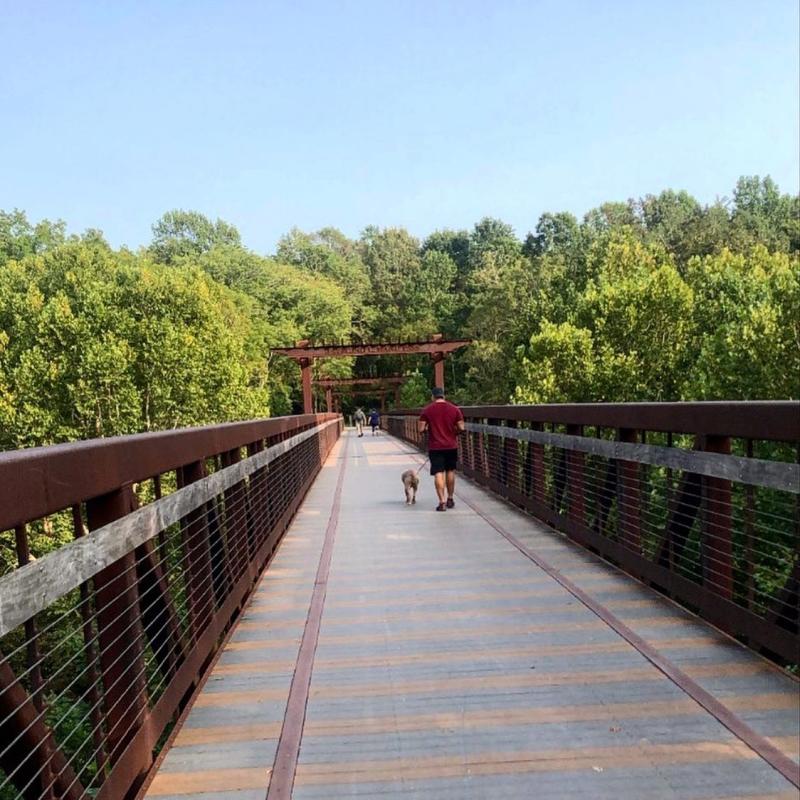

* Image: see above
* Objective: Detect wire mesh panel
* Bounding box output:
[385,403,800,665]
[0,414,341,800]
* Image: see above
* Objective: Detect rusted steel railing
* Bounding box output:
[0,413,341,800]
[386,402,800,664]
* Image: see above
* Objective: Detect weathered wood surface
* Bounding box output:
[0,420,340,638]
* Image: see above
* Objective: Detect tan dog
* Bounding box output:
[401,470,419,505]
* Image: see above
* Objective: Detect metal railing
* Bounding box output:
[385,402,800,664]
[0,414,341,800]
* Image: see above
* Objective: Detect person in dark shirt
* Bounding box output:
[368,409,380,435]
[418,387,465,511]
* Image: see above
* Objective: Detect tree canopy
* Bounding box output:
[1,174,797,449]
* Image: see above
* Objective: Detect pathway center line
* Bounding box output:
[265,432,349,800]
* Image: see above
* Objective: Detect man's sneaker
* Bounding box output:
[446,498,455,509]
[436,503,447,512]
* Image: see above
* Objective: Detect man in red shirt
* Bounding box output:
[418,387,465,512]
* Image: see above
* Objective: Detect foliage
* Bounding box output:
[0,242,268,448]
[1,174,797,454]
[150,210,242,264]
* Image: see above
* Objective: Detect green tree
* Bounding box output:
[276,227,374,335]
[513,322,596,403]
[189,245,353,413]
[684,247,800,399]
[0,210,67,265]
[150,210,242,263]
[0,243,268,449]
[729,176,799,253]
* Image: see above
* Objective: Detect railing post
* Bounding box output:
[618,428,642,553]
[703,435,733,600]
[566,425,586,527]
[487,419,502,489]
[246,440,266,567]
[221,447,248,584]
[177,461,215,640]
[504,420,519,494]
[86,485,149,768]
[529,423,546,507]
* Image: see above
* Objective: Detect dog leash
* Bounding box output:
[413,457,429,476]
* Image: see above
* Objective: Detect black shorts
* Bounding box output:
[429,448,458,475]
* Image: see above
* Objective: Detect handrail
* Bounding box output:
[385,401,800,665]
[0,413,342,800]
[0,413,335,532]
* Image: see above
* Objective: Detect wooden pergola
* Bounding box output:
[316,376,407,413]
[272,334,471,414]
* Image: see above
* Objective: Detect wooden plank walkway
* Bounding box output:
[143,430,799,800]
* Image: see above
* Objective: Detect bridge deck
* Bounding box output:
[143,431,799,800]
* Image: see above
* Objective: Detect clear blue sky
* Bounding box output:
[1,0,798,253]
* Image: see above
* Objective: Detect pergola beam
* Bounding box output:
[272,337,471,360]
[271,334,471,415]
[315,376,407,388]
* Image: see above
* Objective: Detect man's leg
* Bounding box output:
[446,470,456,501]
[433,471,447,505]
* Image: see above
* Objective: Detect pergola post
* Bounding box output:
[325,387,333,414]
[431,353,445,390]
[300,357,313,415]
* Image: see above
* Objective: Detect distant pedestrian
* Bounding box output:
[354,407,366,437]
[418,387,464,512]
[369,409,380,435]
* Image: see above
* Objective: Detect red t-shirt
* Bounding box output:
[420,400,463,450]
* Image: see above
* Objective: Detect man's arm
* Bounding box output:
[456,419,465,435]
[417,415,428,434]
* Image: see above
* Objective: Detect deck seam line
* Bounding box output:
[266,432,349,800]
[451,484,800,788]
[388,436,798,787]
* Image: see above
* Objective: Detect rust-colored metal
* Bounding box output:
[618,428,641,553]
[503,421,519,492]
[703,435,733,601]
[0,414,340,800]
[267,434,348,799]
[385,402,800,664]
[0,658,86,800]
[0,414,333,533]
[452,402,800,441]
[272,335,470,413]
[431,351,445,388]
[86,486,150,774]
[566,424,585,529]
[12,526,55,800]
[300,358,313,414]
[271,336,471,360]
[71,504,108,781]
[457,490,800,790]
[315,375,407,388]
[221,447,248,584]
[177,461,215,640]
